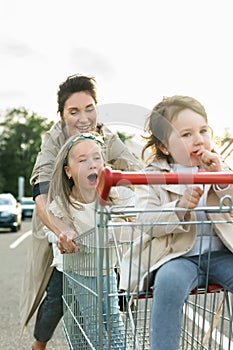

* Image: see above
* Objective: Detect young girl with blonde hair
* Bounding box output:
[120,95,233,350]
[46,132,132,350]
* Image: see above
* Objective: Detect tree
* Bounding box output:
[117,131,134,144]
[0,107,53,197]
[117,130,142,161]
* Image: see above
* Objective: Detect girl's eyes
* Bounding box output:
[181,129,209,137]
[79,156,101,163]
[200,128,208,134]
[182,132,191,137]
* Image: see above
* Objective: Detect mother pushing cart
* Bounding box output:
[20,74,142,350]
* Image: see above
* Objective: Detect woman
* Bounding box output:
[20,74,142,350]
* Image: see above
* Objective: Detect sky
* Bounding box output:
[0,0,233,137]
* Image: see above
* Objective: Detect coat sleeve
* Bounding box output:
[30,122,65,187]
[135,183,194,237]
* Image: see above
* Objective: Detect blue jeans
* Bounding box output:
[71,273,129,350]
[34,268,63,342]
[150,251,233,350]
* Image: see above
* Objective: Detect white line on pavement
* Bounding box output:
[9,230,32,249]
[186,305,233,349]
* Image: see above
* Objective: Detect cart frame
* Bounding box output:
[62,168,233,349]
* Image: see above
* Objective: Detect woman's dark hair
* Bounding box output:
[57,74,97,115]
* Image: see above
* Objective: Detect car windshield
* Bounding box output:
[21,199,34,205]
[20,199,35,205]
[0,198,12,205]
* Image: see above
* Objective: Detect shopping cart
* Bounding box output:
[62,167,233,349]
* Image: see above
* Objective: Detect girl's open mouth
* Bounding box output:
[87,173,97,182]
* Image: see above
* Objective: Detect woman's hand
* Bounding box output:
[57,230,77,254]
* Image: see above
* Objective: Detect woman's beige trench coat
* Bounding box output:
[119,160,233,292]
[20,121,142,334]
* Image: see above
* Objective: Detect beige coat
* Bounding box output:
[119,159,233,292]
[20,121,142,334]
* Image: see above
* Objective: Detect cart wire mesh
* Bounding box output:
[62,168,233,349]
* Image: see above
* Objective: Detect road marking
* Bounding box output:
[9,230,32,249]
[186,304,233,349]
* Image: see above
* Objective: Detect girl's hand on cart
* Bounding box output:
[176,186,204,221]
[57,230,77,254]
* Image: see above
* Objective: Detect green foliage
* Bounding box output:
[222,127,232,144]
[117,131,134,143]
[0,107,53,197]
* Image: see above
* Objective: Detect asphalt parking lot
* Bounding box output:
[0,220,69,350]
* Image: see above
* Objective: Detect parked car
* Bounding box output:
[19,197,35,220]
[0,193,22,232]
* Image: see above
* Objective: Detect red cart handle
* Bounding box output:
[97,166,233,205]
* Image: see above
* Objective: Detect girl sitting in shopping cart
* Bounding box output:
[45,132,132,350]
[120,95,233,350]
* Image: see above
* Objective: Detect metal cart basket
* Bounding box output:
[63,168,233,349]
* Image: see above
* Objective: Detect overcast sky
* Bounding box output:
[1,0,233,136]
